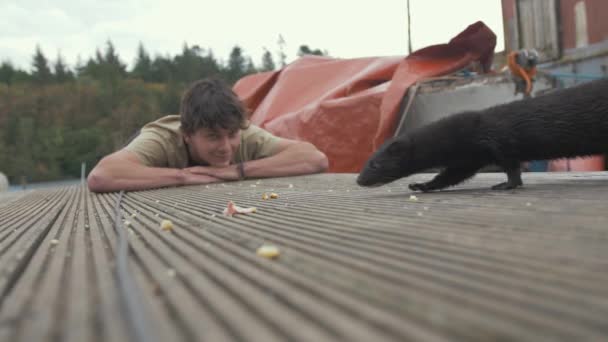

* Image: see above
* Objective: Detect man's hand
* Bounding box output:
[183,165,239,181]
[183,139,328,182]
[180,170,224,185]
[88,149,225,193]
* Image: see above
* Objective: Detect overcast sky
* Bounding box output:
[0,0,504,71]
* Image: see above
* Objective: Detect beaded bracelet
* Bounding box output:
[237,162,246,180]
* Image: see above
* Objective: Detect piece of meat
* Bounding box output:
[223,201,257,216]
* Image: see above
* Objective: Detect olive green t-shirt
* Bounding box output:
[124,115,282,168]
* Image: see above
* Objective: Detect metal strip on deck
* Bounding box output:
[1,172,608,341]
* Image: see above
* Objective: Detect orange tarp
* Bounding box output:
[234,21,497,172]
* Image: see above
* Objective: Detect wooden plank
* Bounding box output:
[1,172,607,341]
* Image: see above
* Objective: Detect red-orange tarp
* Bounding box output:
[234,21,497,172]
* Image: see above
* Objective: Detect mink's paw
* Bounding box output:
[491,181,522,190]
[409,182,431,192]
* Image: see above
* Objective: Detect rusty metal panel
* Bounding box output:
[1,173,608,341]
[560,0,608,50]
[393,73,557,137]
[516,0,560,61]
[502,0,520,53]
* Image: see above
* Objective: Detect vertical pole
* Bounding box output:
[81,162,86,187]
[407,0,413,54]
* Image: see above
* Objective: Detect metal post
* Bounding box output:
[407,0,413,54]
[81,162,86,187]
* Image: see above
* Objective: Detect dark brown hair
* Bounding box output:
[179,78,249,134]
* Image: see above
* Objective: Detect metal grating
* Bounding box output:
[1,172,608,341]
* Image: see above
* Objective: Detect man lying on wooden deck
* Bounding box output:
[87,78,328,193]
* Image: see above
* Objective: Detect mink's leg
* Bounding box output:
[491,162,523,190]
[409,165,481,192]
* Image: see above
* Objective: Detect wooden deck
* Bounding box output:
[1,172,608,341]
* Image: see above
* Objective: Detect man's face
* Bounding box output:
[184,127,241,166]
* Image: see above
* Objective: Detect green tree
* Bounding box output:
[174,43,204,83]
[132,42,153,81]
[53,53,73,82]
[226,45,246,84]
[297,44,327,57]
[0,130,7,177]
[10,116,36,183]
[74,55,85,77]
[0,61,15,85]
[277,34,287,67]
[0,62,30,84]
[244,57,257,75]
[59,127,104,177]
[159,81,182,114]
[104,41,127,75]
[78,49,103,79]
[32,45,52,84]
[260,48,276,72]
[201,49,221,78]
[150,55,174,83]
[79,41,126,82]
[102,40,127,81]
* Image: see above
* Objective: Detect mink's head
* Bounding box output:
[357,135,417,187]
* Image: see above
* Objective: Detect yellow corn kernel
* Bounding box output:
[256,245,280,259]
[160,219,174,231]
